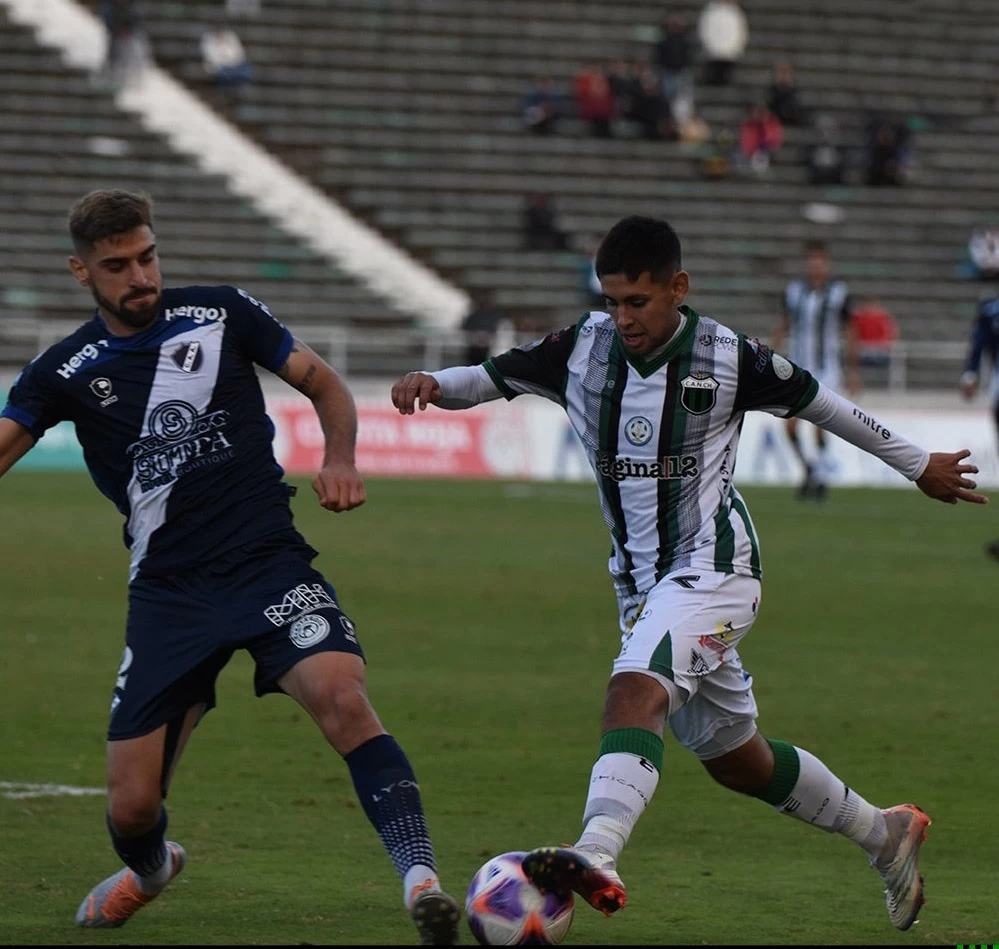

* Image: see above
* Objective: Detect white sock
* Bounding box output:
[137,848,172,894]
[767,745,887,860]
[403,864,439,910]
[575,752,660,864]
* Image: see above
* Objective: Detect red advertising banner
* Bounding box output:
[268,397,532,479]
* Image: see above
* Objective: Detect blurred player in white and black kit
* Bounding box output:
[772,240,859,499]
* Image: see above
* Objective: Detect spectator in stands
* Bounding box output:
[226,0,261,15]
[805,114,846,185]
[766,61,807,127]
[654,14,694,131]
[523,192,570,251]
[737,101,783,175]
[968,226,999,279]
[865,114,911,186]
[461,289,504,365]
[606,60,637,125]
[698,0,748,86]
[696,128,734,179]
[630,63,670,141]
[521,76,563,136]
[201,23,254,99]
[100,0,151,88]
[573,63,615,138]
[850,298,899,366]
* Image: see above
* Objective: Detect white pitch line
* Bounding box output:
[0,781,106,799]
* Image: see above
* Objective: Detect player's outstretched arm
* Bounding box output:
[391,365,504,414]
[915,450,987,505]
[0,418,35,479]
[796,385,987,506]
[276,339,365,513]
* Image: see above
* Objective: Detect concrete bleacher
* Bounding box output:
[0,4,421,371]
[128,0,999,389]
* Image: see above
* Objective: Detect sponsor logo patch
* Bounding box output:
[699,332,738,350]
[126,400,234,493]
[771,352,794,381]
[289,613,331,649]
[56,339,110,379]
[596,451,698,482]
[264,583,338,627]
[624,416,654,446]
[89,376,118,408]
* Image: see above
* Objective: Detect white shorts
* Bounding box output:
[614,569,761,760]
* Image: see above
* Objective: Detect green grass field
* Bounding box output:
[1,472,997,946]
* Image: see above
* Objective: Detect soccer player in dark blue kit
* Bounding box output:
[960,288,999,559]
[0,190,460,945]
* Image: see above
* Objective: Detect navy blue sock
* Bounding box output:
[344,734,437,880]
[107,807,167,877]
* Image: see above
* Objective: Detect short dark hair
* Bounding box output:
[595,216,682,283]
[804,239,828,256]
[69,189,154,255]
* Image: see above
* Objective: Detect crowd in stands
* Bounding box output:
[96,0,258,97]
[519,0,916,193]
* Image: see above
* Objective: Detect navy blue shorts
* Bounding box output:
[108,531,365,741]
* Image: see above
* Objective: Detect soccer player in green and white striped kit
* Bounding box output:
[391,216,986,933]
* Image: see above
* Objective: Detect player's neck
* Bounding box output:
[644,311,685,361]
[97,307,159,338]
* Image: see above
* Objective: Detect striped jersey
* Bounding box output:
[783,278,851,380]
[484,306,818,595]
[2,286,299,581]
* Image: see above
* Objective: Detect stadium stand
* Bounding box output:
[0,3,437,373]
[6,0,999,384]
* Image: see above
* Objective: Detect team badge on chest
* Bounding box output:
[172,341,203,373]
[679,373,719,415]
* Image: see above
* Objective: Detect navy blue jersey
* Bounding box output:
[965,294,999,384]
[3,286,297,580]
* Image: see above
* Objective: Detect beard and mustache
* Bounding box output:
[91,285,162,330]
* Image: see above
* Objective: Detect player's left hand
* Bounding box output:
[915,449,988,505]
[313,460,366,512]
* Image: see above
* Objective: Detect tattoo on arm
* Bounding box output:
[298,364,317,397]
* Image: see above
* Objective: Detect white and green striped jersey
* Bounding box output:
[483,306,818,596]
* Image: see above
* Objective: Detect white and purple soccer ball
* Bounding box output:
[465,851,575,946]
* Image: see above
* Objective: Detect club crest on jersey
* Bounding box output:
[89,376,118,408]
[624,416,654,446]
[172,341,203,373]
[679,373,719,415]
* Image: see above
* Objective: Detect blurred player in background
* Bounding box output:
[771,240,859,500]
[392,216,986,935]
[959,286,999,559]
[0,190,459,945]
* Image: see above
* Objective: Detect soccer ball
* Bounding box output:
[465,851,575,946]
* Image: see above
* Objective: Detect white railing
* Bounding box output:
[0,317,976,390]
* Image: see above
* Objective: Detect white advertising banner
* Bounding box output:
[267,393,999,489]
